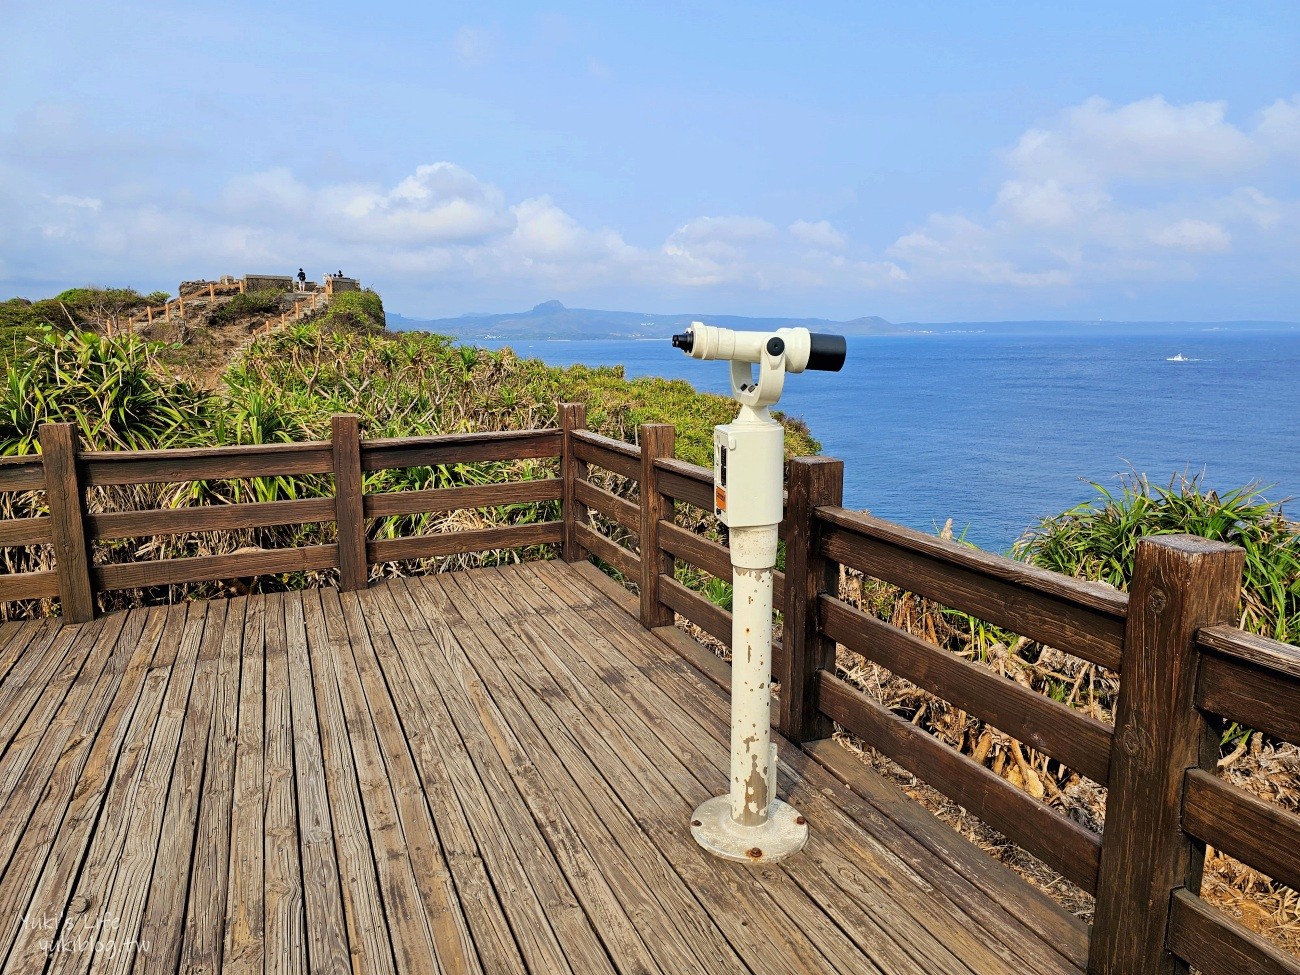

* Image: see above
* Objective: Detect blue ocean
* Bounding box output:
[477,328,1300,552]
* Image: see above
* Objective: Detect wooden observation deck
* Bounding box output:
[0,407,1296,974]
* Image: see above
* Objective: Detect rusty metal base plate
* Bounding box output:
[690,795,809,864]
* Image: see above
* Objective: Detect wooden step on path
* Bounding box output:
[0,562,1086,974]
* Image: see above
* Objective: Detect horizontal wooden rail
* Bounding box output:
[363,479,561,519]
[0,516,52,547]
[657,520,786,607]
[574,479,639,533]
[819,594,1113,783]
[816,506,1127,671]
[95,544,338,590]
[571,431,640,481]
[1198,623,1300,679]
[654,457,714,510]
[1197,653,1300,744]
[1182,769,1300,893]
[361,429,560,471]
[574,521,639,580]
[0,570,60,601]
[368,521,561,564]
[660,574,732,648]
[80,442,333,486]
[1168,889,1300,975]
[0,458,46,492]
[818,669,1102,893]
[88,498,337,540]
[1197,625,1300,742]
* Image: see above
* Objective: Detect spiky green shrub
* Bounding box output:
[0,329,210,453]
[1016,473,1300,643]
[209,289,283,325]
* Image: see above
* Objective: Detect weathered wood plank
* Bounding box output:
[317,589,446,974]
[653,457,714,511]
[81,442,333,485]
[83,602,209,975]
[817,507,1126,670]
[367,521,560,564]
[224,595,267,975]
[261,594,307,975]
[360,585,524,974]
[821,594,1113,783]
[574,478,639,533]
[335,591,483,973]
[0,515,51,547]
[1167,888,1300,975]
[45,606,181,975]
[0,569,60,602]
[1198,623,1300,680]
[364,478,562,518]
[638,424,676,629]
[87,497,335,540]
[1182,768,1300,893]
[571,432,640,481]
[281,595,353,973]
[360,429,561,471]
[298,590,396,975]
[819,669,1102,893]
[15,607,167,972]
[135,599,230,975]
[0,457,44,492]
[377,579,586,975]
[94,543,338,591]
[574,521,639,580]
[1197,652,1300,745]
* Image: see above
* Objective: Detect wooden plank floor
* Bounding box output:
[0,561,1089,974]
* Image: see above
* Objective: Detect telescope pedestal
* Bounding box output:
[690,795,808,864]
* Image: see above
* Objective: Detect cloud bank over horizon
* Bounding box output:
[2,3,1297,322]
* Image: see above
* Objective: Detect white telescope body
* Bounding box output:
[672,322,845,864]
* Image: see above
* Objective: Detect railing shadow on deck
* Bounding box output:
[1,403,1297,975]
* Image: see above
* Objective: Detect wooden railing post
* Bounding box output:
[559,403,588,562]
[39,422,95,623]
[637,423,675,628]
[778,456,844,743]
[1089,535,1244,975]
[332,414,367,591]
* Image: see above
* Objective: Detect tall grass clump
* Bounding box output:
[1016,472,1300,643]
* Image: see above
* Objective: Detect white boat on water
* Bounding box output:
[1167,352,1189,362]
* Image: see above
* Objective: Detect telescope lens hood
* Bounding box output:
[807,333,847,372]
[671,332,694,353]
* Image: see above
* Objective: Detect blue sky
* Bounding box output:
[2,1,1298,321]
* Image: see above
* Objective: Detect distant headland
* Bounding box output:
[386,300,1300,341]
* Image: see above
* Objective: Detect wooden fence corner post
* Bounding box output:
[1089,534,1245,975]
[637,423,676,629]
[778,456,844,743]
[332,414,367,591]
[559,403,588,563]
[39,422,95,623]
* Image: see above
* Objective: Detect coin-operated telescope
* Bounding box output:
[670,322,845,863]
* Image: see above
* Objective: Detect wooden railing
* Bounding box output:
[0,416,562,619]
[2,402,1298,974]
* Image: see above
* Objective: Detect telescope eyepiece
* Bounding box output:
[806,332,847,372]
[671,332,694,353]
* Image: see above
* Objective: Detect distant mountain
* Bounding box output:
[386,301,897,340]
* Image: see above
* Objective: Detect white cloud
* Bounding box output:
[891,92,1300,293]
[789,219,847,249]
